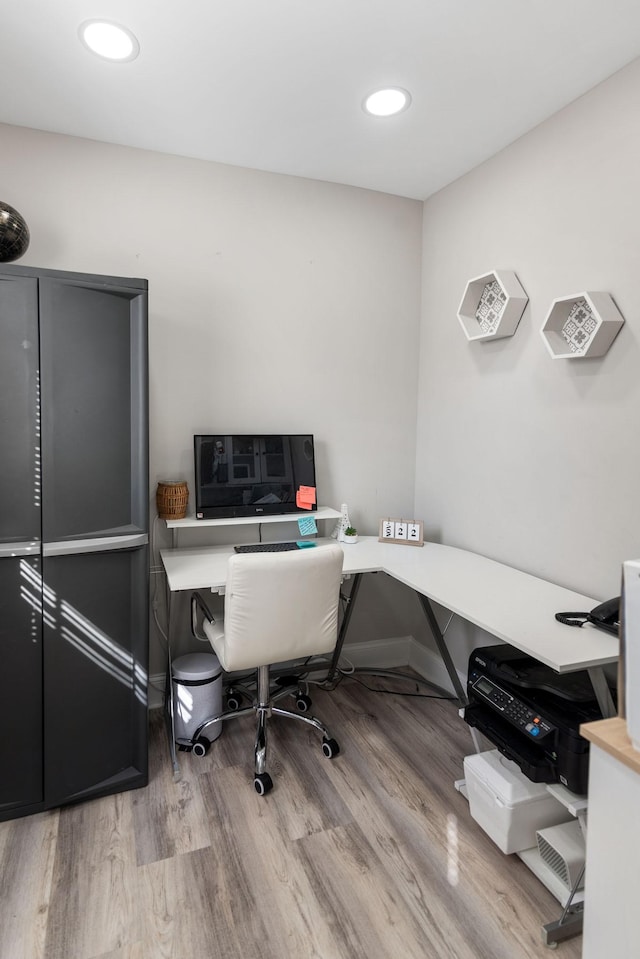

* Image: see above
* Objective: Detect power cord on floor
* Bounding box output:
[337,669,457,700]
[337,655,355,675]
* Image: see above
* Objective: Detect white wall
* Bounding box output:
[416,59,640,672]
[7,49,639,685]
[0,122,423,668]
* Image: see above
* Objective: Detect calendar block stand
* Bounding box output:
[379,518,424,547]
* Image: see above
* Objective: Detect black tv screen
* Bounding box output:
[194,434,317,519]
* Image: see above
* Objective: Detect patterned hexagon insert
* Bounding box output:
[457,270,528,341]
[540,291,625,358]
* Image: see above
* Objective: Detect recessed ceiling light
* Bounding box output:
[363,88,411,117]
[79,20,140,62]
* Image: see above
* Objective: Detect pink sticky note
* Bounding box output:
[298,485,316,504]
[296,490,313,509]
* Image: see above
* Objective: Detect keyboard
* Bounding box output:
[234,541,300,554]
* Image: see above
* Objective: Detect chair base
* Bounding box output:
[225,671,312,714]
[192,664,340,793]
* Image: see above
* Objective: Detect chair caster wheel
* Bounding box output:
[226,693,242,711]
[296,694,312,712]
[322,737,340,758]
[254,773,273,795]
[192,737,210,757]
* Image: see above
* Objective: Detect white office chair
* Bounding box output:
[190,542,344,794]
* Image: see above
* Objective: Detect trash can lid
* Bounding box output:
[172,652,221,682]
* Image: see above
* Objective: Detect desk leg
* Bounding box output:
[416,593,468,707]
[323,572,364,687]
[323,574,467,707]
[587,667,616,718]
[163,582,182,781]
[541,864,585,947]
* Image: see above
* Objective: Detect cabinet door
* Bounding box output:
[0,556,43,815]
[0,273,40,544]
[0,272,43,818]
[38,275,148,541]
[43,546,148,806]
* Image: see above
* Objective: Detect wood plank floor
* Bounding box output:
[0,673,583,959]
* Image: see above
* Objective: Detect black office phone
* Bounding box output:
[555,596,620,636]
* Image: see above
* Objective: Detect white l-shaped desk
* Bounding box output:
[160,535,618,714]
[161,534,618,947]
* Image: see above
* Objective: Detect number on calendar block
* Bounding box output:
[378,519,424,547]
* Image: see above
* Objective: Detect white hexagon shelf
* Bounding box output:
[540,291,625,359]
[457,270,528,342]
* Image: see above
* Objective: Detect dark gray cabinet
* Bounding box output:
[0,265,149,821]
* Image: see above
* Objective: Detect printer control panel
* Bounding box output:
[469,672,556,741]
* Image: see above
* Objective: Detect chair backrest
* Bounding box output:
[220,543,344,672]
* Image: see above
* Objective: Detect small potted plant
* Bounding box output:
[343,526,358,544]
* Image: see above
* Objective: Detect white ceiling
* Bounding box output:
[3,1,640,200]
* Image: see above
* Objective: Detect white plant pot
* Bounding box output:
[343,534,358,544]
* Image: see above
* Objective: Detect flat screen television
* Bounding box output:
[194,434,317,519]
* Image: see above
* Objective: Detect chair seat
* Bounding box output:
[191,542,344,793]
[203,544,343,672]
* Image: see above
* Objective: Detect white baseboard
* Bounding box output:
[338,636,412,669]
[148,675,166,710]
[407,637,466,696]
[148,635,466,709]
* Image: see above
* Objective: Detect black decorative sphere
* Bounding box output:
[0,201,30,262]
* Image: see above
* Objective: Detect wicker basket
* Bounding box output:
[156,480,189,520]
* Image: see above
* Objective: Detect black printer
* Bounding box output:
[464,644,615,794]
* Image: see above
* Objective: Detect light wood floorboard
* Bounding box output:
[0,674,583,959]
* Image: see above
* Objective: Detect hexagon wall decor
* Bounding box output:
[540,291,625,358]
[457,270,528,342]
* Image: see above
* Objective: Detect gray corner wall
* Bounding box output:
[0,122,423,671]
[416,58,640,673]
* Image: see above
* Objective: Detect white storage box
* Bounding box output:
[464,750,572,854]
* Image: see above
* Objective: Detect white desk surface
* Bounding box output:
[160,536,618,675]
